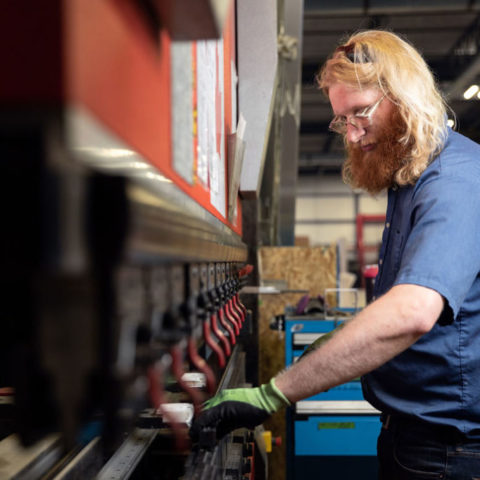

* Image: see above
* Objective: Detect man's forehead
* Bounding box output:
[329,84,380,114]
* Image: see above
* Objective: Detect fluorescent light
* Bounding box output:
[463,85,479,99]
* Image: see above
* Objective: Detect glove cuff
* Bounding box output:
[260,378,291,413]
[271,377,291,407]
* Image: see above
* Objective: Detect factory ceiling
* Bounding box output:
[299,0,480,175]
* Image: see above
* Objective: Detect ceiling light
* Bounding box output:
[447,119,454,128]
[463,85,479,99]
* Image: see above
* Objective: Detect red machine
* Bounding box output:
[0,2,265,478]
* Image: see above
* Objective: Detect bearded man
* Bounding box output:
[192,30,480,479]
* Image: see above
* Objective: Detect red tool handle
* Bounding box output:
[236,264,251,322]
[236,294,248,322]
[226,299,241,334]
[170,345,205,416]
[210,312,231,357]
[203,320,226,368]
[187,337,216,394]
[218,306,236,345]
[238,264,254,277]
[232,294,245,324]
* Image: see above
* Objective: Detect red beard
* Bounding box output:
[343,110,411,195]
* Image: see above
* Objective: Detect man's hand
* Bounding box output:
[190,378,290,441]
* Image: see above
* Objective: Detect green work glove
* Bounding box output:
[298,321,347,361]
[190,378,290,441]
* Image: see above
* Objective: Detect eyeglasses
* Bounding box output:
[329,94,386,135]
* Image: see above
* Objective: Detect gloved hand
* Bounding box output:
[190,378,290,441]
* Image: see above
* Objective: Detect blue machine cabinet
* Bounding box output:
[285,316,381,480]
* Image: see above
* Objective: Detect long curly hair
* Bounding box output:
[317,30,449,186]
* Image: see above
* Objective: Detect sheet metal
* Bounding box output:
[296,400,381,415]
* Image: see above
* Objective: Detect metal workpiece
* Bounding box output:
[296,401,381,416]
[96,428,159,480]
[216,347,246,394]
[52,436,105,480]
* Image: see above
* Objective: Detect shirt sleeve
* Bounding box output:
[394,169,480,318]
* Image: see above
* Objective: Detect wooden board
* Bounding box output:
[256,245,337,480]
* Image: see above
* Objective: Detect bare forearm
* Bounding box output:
[275,284,444,403]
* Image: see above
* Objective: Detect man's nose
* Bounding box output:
[346,123,366,143]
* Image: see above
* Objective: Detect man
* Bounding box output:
[191,30,480,478]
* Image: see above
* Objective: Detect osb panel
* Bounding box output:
[257,246,337,480]
[258,246,337,295]
[258,293,303,383]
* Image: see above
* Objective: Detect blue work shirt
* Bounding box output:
[361,128,480,435]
